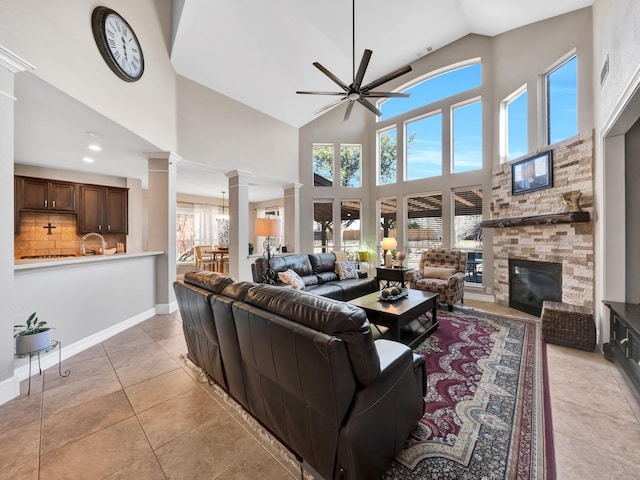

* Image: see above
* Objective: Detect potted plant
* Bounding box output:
[357,242,376,263]
[248,243,254,255]
[14,312,51,355]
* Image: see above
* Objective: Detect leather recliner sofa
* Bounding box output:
[174,270,426,480]
[251,252,377,301]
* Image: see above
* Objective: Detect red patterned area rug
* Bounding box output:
[383,308,555,480]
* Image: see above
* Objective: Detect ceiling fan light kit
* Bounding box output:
[297,0,412,121]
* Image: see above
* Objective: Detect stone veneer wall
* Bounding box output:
[490,133,595,311]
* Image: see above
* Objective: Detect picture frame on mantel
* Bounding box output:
[511,150,553,195]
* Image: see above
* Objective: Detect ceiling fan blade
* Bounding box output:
[313,62,349,91]
[363,92,410,98]
[352,49,372,90]
[314,97,347,115]
[296,91,346,95]
[357,98,383,117]
[344,100,355,121]
[361,65,412,93]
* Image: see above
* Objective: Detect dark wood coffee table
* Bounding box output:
[349,290,439,348]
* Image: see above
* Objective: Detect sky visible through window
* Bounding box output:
[508,90,528,160]
[548,56,577,145]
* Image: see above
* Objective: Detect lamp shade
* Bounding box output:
[381,237,397,251]
[255,217,282,237]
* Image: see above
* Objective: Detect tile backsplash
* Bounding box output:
[15,212,126,259]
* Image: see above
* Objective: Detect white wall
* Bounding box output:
[0,0,177,151]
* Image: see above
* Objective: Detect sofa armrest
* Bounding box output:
[406,268,423,284]
[448,271,465,287]
[336,339,425,479]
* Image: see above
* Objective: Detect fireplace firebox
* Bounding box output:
[509,259,562,316]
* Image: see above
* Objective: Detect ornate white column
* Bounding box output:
[0,46,35,404]
[146,151,181,314]
[283,183,302,253]
[225,170,253,280]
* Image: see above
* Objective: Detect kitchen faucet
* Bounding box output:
[81,232,106,255]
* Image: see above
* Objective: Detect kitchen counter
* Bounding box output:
[14,251,164,271]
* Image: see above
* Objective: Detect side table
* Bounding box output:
[376,267,410,290]
[14,340,70,395]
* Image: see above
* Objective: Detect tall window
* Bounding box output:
[313,201,333,253]
[452,99,482,173]
[341,200,361,254]
[380,62,482,120]
[406,112,442,180]
[313,144,333,186]
[406,193,443,268]
[340,144,361,187]
[378,127,397,185]
[176,206,195,262]
[503,87,528,161]
[546,55,577,145]
[378,197,397,264]
[452,188,483,285]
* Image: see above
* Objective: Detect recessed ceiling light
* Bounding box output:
[83,157,95,163]
[88,144,102,151]
[86,131,99,137]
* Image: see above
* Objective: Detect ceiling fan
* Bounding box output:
[296,0,413,121]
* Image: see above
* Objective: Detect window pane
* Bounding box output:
[507,90,528,160]
[406,193,443,268]
[340,145,361,187]
[313,202,333,253]
[176,208,195,262]
[380,63,481,120]
[378,128,397,185]
[547,56,577,144]
[452,188,483,285]
[313,144,333,186]
[406,113,442,180]
[341,201,361,256]
[452,100,482,173]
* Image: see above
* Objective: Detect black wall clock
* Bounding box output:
[91,6,144,82]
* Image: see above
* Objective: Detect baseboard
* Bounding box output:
[12,307,157,384]
[0,375,20,405]
[465,291,495,302]
[156,301,178,315]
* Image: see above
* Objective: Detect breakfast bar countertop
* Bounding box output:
[14,251,164,271]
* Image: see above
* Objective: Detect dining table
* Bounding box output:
[203,249,229,273]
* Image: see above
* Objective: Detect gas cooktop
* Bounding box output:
[20,254,76,259]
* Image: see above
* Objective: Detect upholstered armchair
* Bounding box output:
[407,248,466,311]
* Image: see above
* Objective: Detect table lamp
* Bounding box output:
[382,237,397,267]
[255,217,282,284]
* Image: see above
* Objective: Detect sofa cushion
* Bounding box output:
[316,271,339,283]
[333,277,378,301]
[278,269,305,289]
[309,253,336,274]
[245,284,381,386]
[335,261,359,280]
[301,274,319,287]
[306,283,344,300]
[184,269,236,294]
[423,266,456,280]
[220,281,254,301]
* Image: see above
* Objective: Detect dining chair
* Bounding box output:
[195,245,215,271]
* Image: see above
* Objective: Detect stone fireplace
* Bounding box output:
[489,133,595,313]
[509,259,562,316]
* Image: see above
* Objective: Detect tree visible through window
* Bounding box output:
[340,145,361,187]
[378,128,397,185]
[313,144,333,186]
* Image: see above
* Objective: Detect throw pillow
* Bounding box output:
[335,261,359,280]
[333,250,348,262]
[278,269,305,289]
[423,266,457,280]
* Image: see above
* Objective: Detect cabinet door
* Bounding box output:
[20,177,49,210]
[50,182,76,211]
[105,188,128,234]
[78,185,104,233]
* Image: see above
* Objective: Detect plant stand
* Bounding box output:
[14,340,70,395]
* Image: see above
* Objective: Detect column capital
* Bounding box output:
[145,152,181,174]
[225,169,254,180]
[283,182,303,191]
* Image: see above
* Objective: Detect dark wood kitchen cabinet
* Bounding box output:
[16,176,76,212]
[77,185,128,234]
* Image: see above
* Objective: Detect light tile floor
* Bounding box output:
[1,300,639,479]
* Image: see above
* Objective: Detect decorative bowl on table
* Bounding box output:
[377,287,408,302]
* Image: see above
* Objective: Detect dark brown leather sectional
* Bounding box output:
[174,269,426,480]
[251,253,378,301]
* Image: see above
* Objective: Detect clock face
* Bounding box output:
[92,7,144,82]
